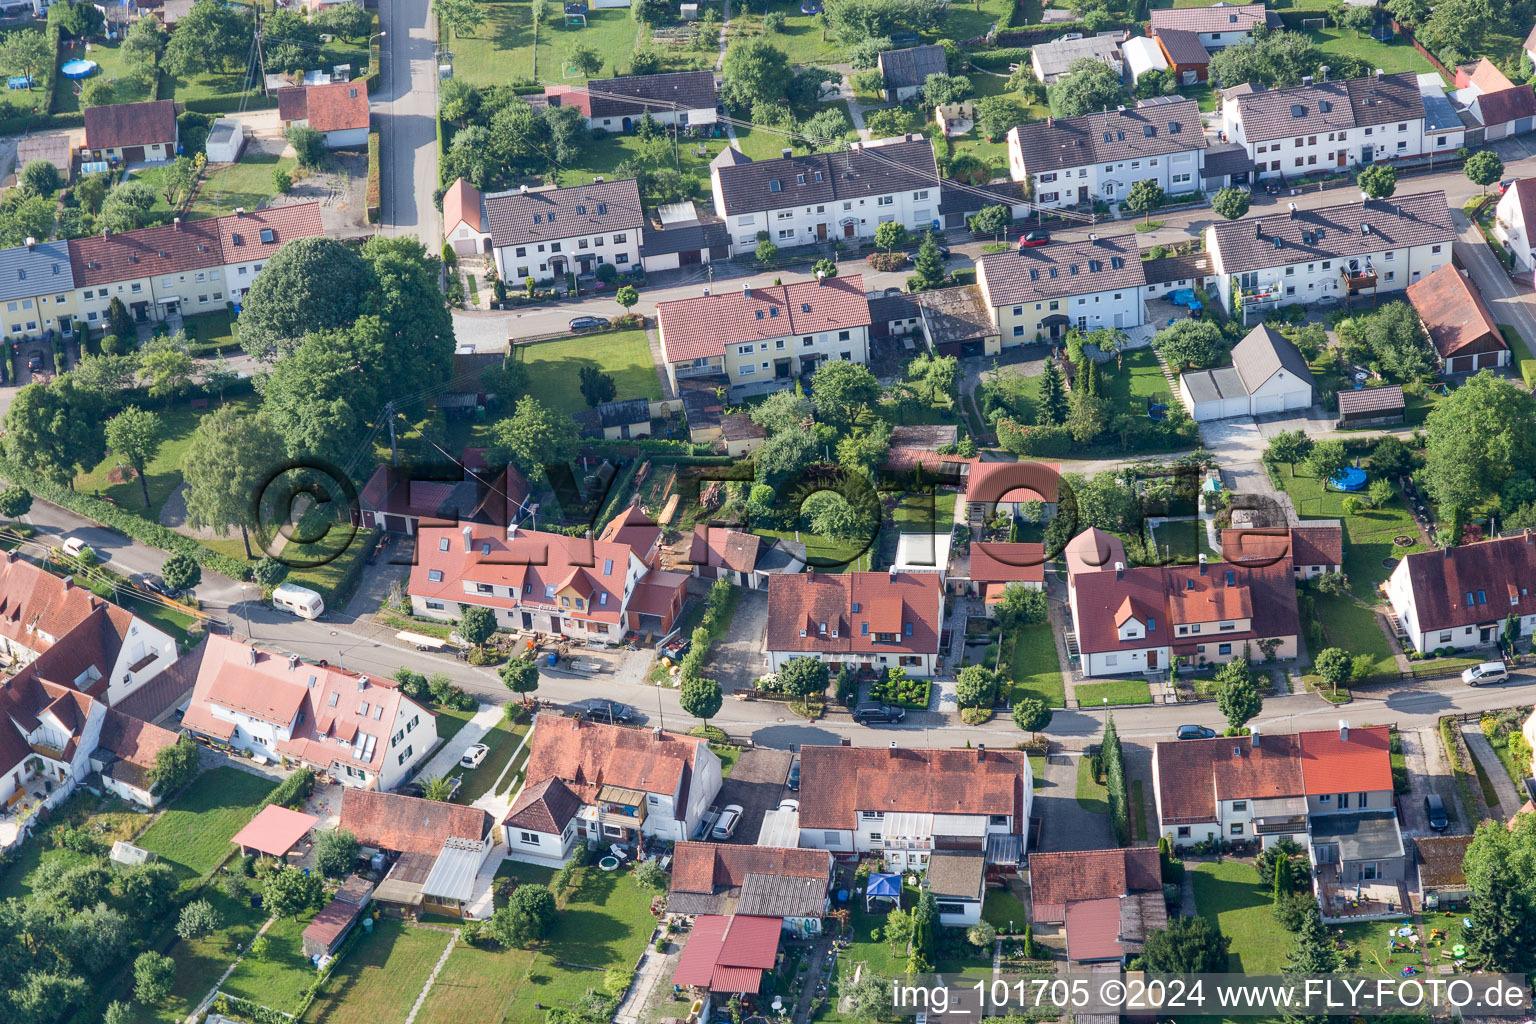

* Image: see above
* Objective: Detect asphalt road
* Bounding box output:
[376,0,440,242]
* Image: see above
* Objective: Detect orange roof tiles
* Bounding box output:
[340,788,491,856]
[524,714,708,809]
[764,572,943,656]
[965,460,1061,504]
[656,275,870,364]
[1029,847,1161,923]
[1406,263,1508,360]
[967,542,1046,585]
[1298,724,1392,795]
[796,744,1028,830]
[277,80,369,133]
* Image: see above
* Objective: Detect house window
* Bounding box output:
[823,831,840,844]
[1232,801,1247,811]
[428,570,444,582]
[1358,792,1369,807]
[1319,794,1331,803]
[989,814,1008,825]
[1218,643,1232,655]
[519,831,540,845]
[1177,826,1191,838]
[1229,823,1244,835]
[426,600,444,610]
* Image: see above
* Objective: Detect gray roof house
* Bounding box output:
[482,178,644,250]
[878,44,949,101]
[1029,32,1126,84]
[587,71,717,120]
[711,136,939,216]
[0,240,76,339]
[1179,324,1316,421]
[1006,100,1207,177]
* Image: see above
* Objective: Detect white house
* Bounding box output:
[1220,72,1428,180]
[710,135,941,256]
[1454,59,1536,140]
[976,234,1147,343]
[1148,3,1271,50]
[667,843,834,937]
[1386,532,1536,654]
[277,81,370,148]
[655,276,872,395]
[483,178,644,282]
[504,715,722,863]
[764,571,946,678]
[181,636,437,792]
[1204,191,1454,317]
[796,744,1032,872]
[581,70,718,131]
[90,709,182,808]
[926,851,986,925]
[1179,324,1315,421]
[1494,177,1536,271]
[1006,101,1207,210]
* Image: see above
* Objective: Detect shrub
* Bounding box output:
[866,251,908,271]
[366,131,381,223]
[869,667,931,708]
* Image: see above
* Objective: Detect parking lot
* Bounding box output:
[711,747,794,845]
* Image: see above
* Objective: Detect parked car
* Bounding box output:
[1018,231,1050,248]
[711,804,744,840]
[460,743,490,768]
[1500,179,1517,195]
[778,799,799,812]
[569,315,610,331]
[26,354,42,373]
[787,758,800,791]
[1424,793,1449,831]
[575,699,635,724]
[1176,724,1216,740]
[1462,661,1510,686]
[852,702,906,725]
[61,537,94,560]
[933,244,952,260]
[131,573,170,597]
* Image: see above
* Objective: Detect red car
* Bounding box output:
[1499,179,1516,195]
[1018,230,1051,247]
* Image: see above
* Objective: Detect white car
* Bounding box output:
[61,537,93,560]
[711,804,744,840]
[1462,662,1510,686]
[459,743,489,768]
[778,799,799,812]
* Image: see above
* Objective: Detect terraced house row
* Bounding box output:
[0,203,324,340]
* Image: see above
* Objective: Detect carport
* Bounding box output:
[231,805,319,861]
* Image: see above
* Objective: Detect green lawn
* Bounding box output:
[205,520,378,608]
[449,1,537,87]
[128,888,270,1024]
[416,944,538,1024]
[305,919,454,1024]
[735,121,800,162]
[1308,27,1442,80]
[1499,322,1536,387]
[1190,860,1288,974]
[535,8,640,83]
[1150,518,1202,564]
[75,396,259,520]
[1308,590,1397,679]
[190,150,298,220]
[559,129,731,202]
[221,908,325,1014]
[982,889,1031,933]
[1273,461,1425,601]
[1076,678,1154,706]
[510,329,660,417]
[122,591,199,644]
[136,766,276,882]
[160,66,274,114]
[1103,348,1175,407]
[53,40,155,114]
[751,0,844,64]
[1076,753,1108,813]
[1008,622,1065,707]
[0,791,146,901]
[182,307,239,353]
[1028,754,1045,790]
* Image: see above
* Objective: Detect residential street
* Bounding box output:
[375,0,440,241]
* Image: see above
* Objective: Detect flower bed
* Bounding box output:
[870,672,931,709]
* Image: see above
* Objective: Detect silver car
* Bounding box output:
[711,804,743,840]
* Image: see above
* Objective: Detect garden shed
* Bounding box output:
[1336,385,1405,428]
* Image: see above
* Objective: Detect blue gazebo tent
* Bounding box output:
[865,873,901,912]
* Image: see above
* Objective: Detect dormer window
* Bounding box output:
[599,592,608,606]
[819,621,827,633]
[328,693,339,707]
[545,585,556,597]
[904,623,913,636]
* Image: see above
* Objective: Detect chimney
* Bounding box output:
[463,525,474,553]
[1251,726,1261,747]
[1198,553,1208,575]
[1288,202,1297,219]
[654,726,665,739]
[781,147,793,159]
[249,646,259,666]
[24,237,35,250]
[976,743,986,761]
[1525,528,1532,546]
[507,521,519,539]
[888,564,898,579]
[173,217,181,231]
[1302,75,1313,86]
[1047,116,1053,127]
[1114,561,1125,580]
[358,675,369,690]
[889,740,898,755]
[594,175,604,182]
[1444,547,1453,560]
[520,184,528,194]
[234,207,245,216]
[1339,719,1349,740]
[61,575,72,590]
[817,270,826,286]
[1255,222,1263,240]
[742,283,750,298]
[3,550,13,564]
[1375,68,1383,79]
[288,654,299,672]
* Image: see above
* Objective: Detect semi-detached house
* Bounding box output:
[1006,100,1208,210]
[794,744,1032,873]
[67,203,325,329]
[0,240,78,340]
[581,70,718,131]
[655,275,871,395]
[1147,2,1272,49]
[1204,191,1453,317]
[765,570,946,677]
[976,234,1145,344]
[1220,72,1432,180]
[1386,532,1536,654]
[481,178,644,283]
[710,135,941,256]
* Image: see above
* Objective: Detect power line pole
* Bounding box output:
[385,399,399,466]
[254,2,269,96]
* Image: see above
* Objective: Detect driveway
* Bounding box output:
[1033,752,1114,852]
[714,747,794,845]
[1399,725,1468,837]
[707,587,767,693]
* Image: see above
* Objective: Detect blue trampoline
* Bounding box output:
[60,59,97,79]
[1330,466,1367,491]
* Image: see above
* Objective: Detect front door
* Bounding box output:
[680,249,701,265]
[1337,151,1347,167]
[550,616,562,633]
[816,223,827,241]
[521,612,533,630]
[1481,626,1495,643]
[1147,649,1159,670]
[1078,186,1088,202]
[843,222,855,238]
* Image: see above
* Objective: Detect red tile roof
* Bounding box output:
[68,203,324,286]
[1064,527,1127,580]
[443,178,486,234]
[1029,847,1161,923]
[84,99,176,151]
[524,714,708,810]
[765,571,944,657]
[1221,526,1343,570]
[656,275,870,363]
[1298,724,1393,795]
[504,776,582,833]
[670,842,832,894]
[232,804,320,856]
[0,553,106,655]
[965,460,1061,504]
[339,788,491,856]
[277,80,369,133]
[967,542,1046,585]
[1153,732,1303,823]
[1480,84,1536,127]
[1406,263,1508,359]
[796,744,1028,830]
[599,504,662,560]
[689,525,762,574]
[96,708,180,768]
[673,914,782,993]
[1395,532,1536,632]
[1063,898,1125,961]
[216,204,326,267]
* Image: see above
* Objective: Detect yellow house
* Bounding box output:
[0,241,81,340]
[976,234,1148,345]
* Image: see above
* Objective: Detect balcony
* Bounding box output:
[597,784,648,829]
[1341,267,1376,290]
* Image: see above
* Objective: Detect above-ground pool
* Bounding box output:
[598,855,620,871]
[61,59,97,78]
[1330,466,1368,491]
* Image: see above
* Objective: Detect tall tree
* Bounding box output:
[1037,357,1069,426]
[499,658,540,704]
[721,37,792,107]
[1423,372,1536,520]
[579,366,617,407]
[911,233,946,291]
[1358,163,1397,200]
[1214,658,1262,733]
[1124,180,1164,225]
[2,377,105,489]
[359,235,456,404]
[1047,57,1125,116]
[0,30,54,84]
[490,396,579,481]
[433,0,487,36]
[1265,429,1314,477]
[1466,150,1505,194]
[181,406,286,558]
[161,0,251,78]
[104,406,163,508]
[810,360,881,426]
[1153,319,1227,370]
[237,237,373,360]
[256,319,382,463]
[1139,915,1230,972]
[1304,439,1348,487]
[680,676,724,723]
[1212,186,1251,220]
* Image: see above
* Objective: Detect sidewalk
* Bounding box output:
[411,703,502,784]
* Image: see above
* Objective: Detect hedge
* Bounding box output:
[366,130,381,224]
[259,767,315,811]
[38,18,60,118]
[996,420,1072,457]
[363,11,382,92]
[969,46,1028,69]
[0,455,253,580]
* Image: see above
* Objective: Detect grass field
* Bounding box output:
[53,40,154,114]
[306,919,454,1024]
[1009,622,1065,707]
[1307,590,1397,679]
[75,396,259,519]
[982,890,1031,933]
[1499,322,1536,388]
[1076,678,1154,706]
[129,888,270,1024]
[136,766,275,882]
[1076,753,1108,813]
[204,519,377,607]
[447,718,531,803]
[536,8,641,84]
[1104,348,1176,407]
[449,2,537,87]
[191,150,298,220]
[416,945,538,1024]
[1307,27,1441,79]
[0,791,146,901]
[1150,518,1204,564]
[1273,461,1425,600]
[1191,860,1288,974]
[510,329,661,417]
[561,129,730,202]
[221,909,325,1014]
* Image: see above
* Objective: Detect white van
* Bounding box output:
[1462,661,1510,686]
[271,582,325,620]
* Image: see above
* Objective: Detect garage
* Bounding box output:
[1180,365,1251,421]
[1178,325,1315,422]
[1448,354,1476,373]
[1253,393,1285,415]
[122,146,145,163]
